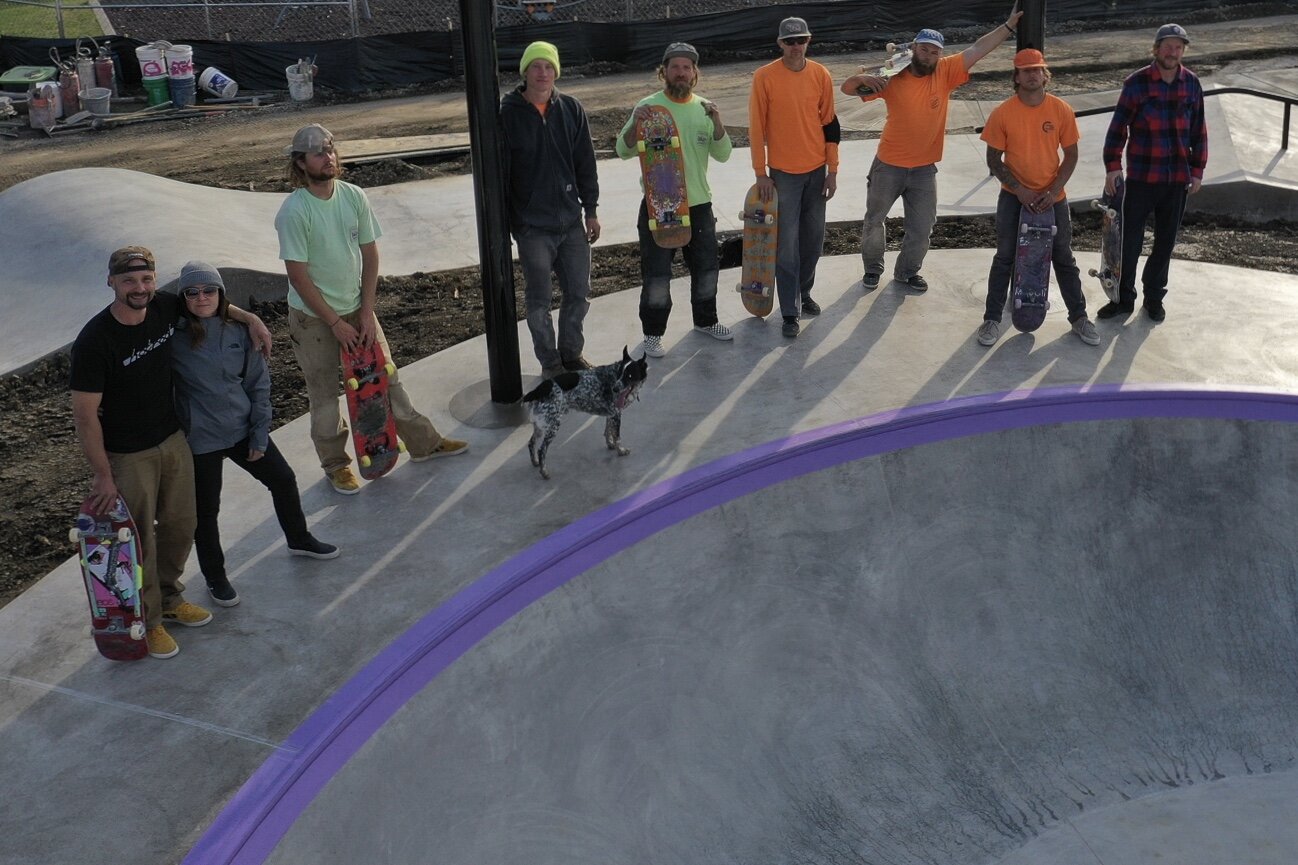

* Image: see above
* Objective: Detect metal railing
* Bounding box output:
[1074,86,1294,152]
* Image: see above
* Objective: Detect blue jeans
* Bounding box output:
[1119,180,1188,305]
[860,157,938,282]
[985,190,1087,323]
[772,166,827,319]
[514,222,591,367]
[637,200,719,336]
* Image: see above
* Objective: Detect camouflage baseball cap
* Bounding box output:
[108,245,155,275]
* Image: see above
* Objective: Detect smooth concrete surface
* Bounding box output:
[2,250,1298,865]
[259,413,1298,865]
[3,75,1297,375]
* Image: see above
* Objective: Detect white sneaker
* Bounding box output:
[641,335,666,357]
[976,319,1000,347]
[1071,317,1100,346]
[693,323,733,341]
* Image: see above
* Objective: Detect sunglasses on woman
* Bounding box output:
[182,286,220,298]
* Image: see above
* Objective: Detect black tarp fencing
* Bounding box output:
[0,0,1217,93]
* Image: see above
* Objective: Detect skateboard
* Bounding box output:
[735,183,778,318]
[70,495,147,661]
[856,41,912,92]
[341,342,404,480]
[1088,177,1124,303]
[635,105,691,249]
[1011,206,1056,333]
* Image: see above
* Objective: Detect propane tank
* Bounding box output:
[95,52,118,97]
[58,66,81,117]
[75,40,96,99]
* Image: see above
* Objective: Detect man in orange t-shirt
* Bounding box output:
[975,49,1098,348]
[749,16,841,339]
[841,7,1021,292]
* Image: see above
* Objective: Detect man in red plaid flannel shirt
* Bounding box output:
[1099,23,1208,323]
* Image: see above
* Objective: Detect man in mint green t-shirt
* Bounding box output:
[274,124,468,495]
[616,42,733,359]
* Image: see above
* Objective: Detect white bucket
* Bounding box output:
[285,64,313,102]
[79,86,111,116]
[135,44,167,79]
[167,44,193,79]
[198,66,237,99]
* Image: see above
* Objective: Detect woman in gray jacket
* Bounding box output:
[171,261,337,607]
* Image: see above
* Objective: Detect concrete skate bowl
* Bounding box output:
[187,386,1298,865]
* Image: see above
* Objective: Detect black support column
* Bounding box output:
[1018,0,1046,51]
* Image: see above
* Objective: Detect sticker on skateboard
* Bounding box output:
[736,183,778,319]
[635,105,691,249]
[70,495,147,661]
[1012,206,1056,333]
[1088,177,1124,303]
[342,342,405,480]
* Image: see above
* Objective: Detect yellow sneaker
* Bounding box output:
[410,438,469,462]
[161,601,213,627]
[327,466,361,495]
[146,625,179,659]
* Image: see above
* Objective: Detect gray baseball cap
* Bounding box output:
[1155,23,1190,44]
[778,17,811,40]
[662,42,699,64]
[285,123,334,155]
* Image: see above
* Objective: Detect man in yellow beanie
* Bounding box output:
[501,41,602,379]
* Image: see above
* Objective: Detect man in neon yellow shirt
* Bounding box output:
[275,124,468,495]
[616,42,733,358]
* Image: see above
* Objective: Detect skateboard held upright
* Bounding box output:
[856,42,912,92]
[1011,206,1056,333]
[1088,177,1124,303]
[70,495,147,661]
[635,105,691,249]
[736,183,778,319]
[341,342,404,480]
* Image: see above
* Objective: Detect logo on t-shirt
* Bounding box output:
[1042,121,1056,134]
[122,323,175,367]
[695,131,710,148]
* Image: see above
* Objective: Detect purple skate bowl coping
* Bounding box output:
[187,384,1298,865]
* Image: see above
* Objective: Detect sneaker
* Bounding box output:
[288,535,341,560]
[146,625,179,659]
[561,355,593,371]
[162,601,212,628]
[1143,301,1166,322]
[694,323,733,341]
[1096,300,1133,320]
[641,334,666,358]
[205,576,240,607]
[903,274,929,291]
[541,362,566,379]
[781,316,800,338]
[801,298,821,316]
[862,273,881,290]
[976,319,1001,347]
[410,438,469,461]
[327,466,361,495]
[1071,317,1101,346]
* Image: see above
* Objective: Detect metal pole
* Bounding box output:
[459,0,522,404]
[204,0,212,40]
[55,0,65,39]
[349,0,358,38]
[1019,0,1045,51]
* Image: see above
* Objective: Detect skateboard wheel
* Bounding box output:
[670,136,680,148]
[118,527,131,542]
[1020,222,1028,234]
[738,211,746,222]
[648,218,658,231]
[1088,268,1099,277]
[1014,299,1022,309]
[68,527,80,543]
[1051,225,1058,236]
[764,214,775,225]
[384,363,396,376]
[636,139,646,153]
[1105,208,1117,219]
[346,377,360,391]
[130,622,145,640]
[886,42,897,53]
[398,441,407,453]
[680,214,691,227]
[360,455,372,468]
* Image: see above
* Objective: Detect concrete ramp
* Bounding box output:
[184,388,1298,865]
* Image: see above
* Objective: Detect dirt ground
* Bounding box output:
[2,6,1297,608]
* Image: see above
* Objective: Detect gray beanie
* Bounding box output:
[178,260,224,291]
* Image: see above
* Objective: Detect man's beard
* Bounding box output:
[306,165,337,183]
[666,80,693,100]
[910,56,937,77]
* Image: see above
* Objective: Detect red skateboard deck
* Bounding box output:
[71,495,147,661]
[1012,206,1055,333]
[635,105,691,249]
[1089,177,1124,303]
[736,183,777,318]
[341,342,404,480]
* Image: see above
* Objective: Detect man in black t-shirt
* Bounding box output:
[70,246,270,659]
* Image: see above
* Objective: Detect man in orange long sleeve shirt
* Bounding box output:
[749,17,840,339]
[841,5,1022,292]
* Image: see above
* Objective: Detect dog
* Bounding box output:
[522,346,649,480]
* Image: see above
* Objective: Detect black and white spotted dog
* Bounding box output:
[522,347,649,480]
